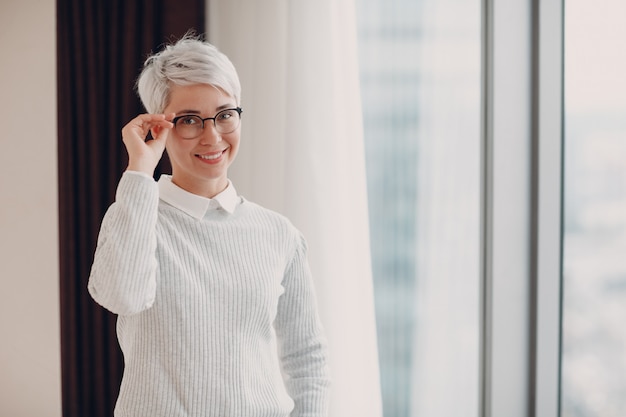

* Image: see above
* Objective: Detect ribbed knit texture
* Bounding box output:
[88,172,330,417]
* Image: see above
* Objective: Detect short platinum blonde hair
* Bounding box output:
[136,34,241,114]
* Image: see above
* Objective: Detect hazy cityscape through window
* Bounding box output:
[562,1,626,416]
[357,1,626,416]
[355,0,481,415]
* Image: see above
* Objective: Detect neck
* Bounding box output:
[170,175,229,199]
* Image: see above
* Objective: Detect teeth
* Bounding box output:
[198,151,222,160]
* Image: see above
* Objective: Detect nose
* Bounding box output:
[198,123,222,145]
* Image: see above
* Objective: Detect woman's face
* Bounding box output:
[162,83,240,197]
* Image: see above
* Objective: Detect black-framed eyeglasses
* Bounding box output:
[171,107,243,139]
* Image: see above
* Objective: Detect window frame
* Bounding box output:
[529,0,564,415]
[480,0,564,416]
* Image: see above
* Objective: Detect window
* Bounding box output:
[354,1,626,415]
[562,1,626,415]
[355,0,482,415]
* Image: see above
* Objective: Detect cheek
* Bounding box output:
[164,141,187,163]
[166,136,192,154]
[228,133,241,150]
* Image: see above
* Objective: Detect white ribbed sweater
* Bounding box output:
[88,172,330,417]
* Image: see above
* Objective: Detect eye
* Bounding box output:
[175,115,201,126]
[216,109,236,121]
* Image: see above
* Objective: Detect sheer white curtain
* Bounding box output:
[207,1,382,416]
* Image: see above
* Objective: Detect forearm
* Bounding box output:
[88,171,159,315]
[282,337,331,417]
[277,234,331,417]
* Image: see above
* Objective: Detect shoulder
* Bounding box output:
[240,198,295,228]
[239,199,304,248]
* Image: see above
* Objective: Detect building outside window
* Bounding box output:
[355,0,481,415]
[562,1,626,416]
[356,0,626,416]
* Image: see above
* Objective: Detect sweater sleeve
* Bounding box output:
[274,232,331,417]
[87,171,160,316]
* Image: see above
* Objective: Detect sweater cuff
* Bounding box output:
[116,170,159,207]
[124,170,154,180]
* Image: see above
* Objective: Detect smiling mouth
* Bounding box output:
[196,150,224,160]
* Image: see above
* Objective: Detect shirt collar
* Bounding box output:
[157,175,240,219]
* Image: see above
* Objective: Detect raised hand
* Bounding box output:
[122,113,175,175]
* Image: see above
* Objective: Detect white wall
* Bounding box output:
[0,1,62,416]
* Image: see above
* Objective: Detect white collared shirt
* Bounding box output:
[157,174,241,218]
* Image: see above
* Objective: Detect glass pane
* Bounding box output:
[355,0,482,415]
[562,1,626,416]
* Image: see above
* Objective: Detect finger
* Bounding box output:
[122,115,155,139]
[123,114,171,142]
[155,113,176,135]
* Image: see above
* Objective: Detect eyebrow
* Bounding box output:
[175,104,236,115]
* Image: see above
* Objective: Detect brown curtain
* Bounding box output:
[57,1,204,416]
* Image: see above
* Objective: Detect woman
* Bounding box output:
[88,35,331,417]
